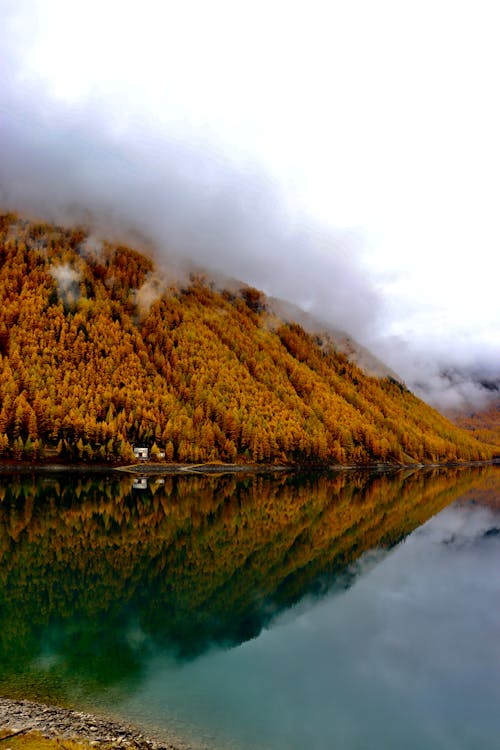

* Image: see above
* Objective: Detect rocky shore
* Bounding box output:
[0,698,186,750]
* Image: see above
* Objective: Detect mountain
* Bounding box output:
[450,399,500,450]
[265,296,399,379]
[427,367,500,450]
[0,212,493,465]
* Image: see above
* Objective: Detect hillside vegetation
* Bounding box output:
[0,213,492,464]
[451,400,500,449]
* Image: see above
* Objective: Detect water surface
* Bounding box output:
[0,466,499,749]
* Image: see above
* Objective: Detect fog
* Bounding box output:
[0,84,382,344]
[373,337,500,411]
[1,0,499,411]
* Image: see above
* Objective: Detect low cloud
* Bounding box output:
[135,277,167,318]
[49,263,81,307]
[1,5,498,413]
[0,80,382,346]
[372,337,500,411]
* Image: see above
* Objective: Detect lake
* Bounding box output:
[0,466,499,749]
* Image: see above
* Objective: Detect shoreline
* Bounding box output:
[0,458,497,475]
[0,698,182,750]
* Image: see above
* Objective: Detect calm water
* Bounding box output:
[0,466,499,749]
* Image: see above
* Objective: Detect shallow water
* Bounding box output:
[0,466,499,749]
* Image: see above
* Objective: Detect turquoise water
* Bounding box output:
[0,467,499,749]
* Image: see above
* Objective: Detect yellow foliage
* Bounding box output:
[0,213,493,465]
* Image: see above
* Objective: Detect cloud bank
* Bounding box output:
[1,0,498,411]
[0,81,382,345]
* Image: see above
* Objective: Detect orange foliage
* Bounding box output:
[0,213,493,464]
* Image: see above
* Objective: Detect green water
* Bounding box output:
[0,466,499,749]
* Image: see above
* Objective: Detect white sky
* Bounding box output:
[2,0,499,382]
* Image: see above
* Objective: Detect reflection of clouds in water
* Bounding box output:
[413,501,500,548]
[30,652,64,672]
[125,498,500,750]
[125,623,151,652]
[346,546,388,578]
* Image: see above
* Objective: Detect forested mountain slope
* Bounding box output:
[0,213,492,464]
[451,399,500,449]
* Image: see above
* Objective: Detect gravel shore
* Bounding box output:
[0,698,186,750]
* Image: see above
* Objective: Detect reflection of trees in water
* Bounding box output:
[0,467,497,698]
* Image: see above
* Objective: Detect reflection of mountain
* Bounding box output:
[453,470,500,511]
[0,467,498,701]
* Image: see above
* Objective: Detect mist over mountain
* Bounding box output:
[2,0,499,414]
[2,95,497,413]
[430,365,499,410]
[0,214,493,465]
[372,340,500,413]
[0,80,383,351]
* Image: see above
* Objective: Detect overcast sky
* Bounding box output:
[1,0,499,407]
